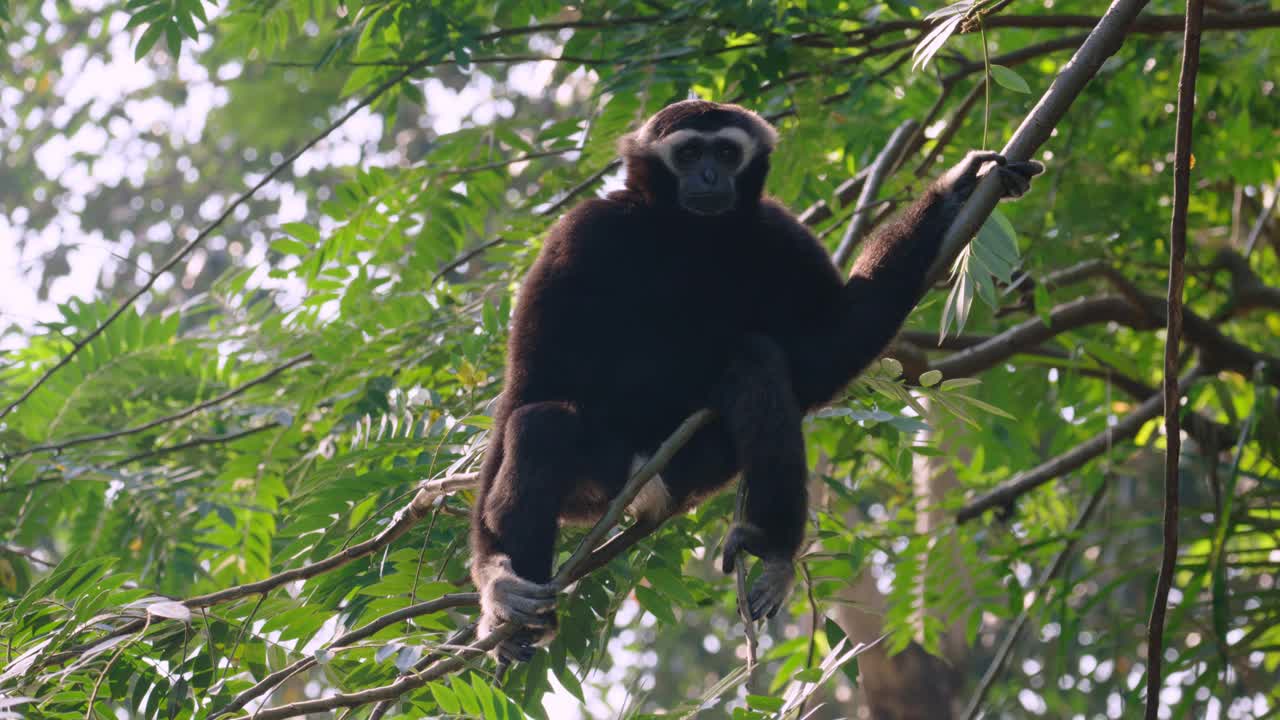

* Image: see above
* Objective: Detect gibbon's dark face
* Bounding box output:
[653,127,755,216]
[620,100,778,216]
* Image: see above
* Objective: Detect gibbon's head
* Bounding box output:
[619,100,778,216]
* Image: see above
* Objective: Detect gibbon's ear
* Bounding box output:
[617,130,644,161]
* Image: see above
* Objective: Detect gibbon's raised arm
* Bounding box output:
[780,152,1043,409]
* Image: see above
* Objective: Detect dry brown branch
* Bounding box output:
[183,472,476,610]
[209,593,479,718]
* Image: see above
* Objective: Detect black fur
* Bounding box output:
[469,100,1042,660]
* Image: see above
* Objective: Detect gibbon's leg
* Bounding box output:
[713,335,807,621]
[472,401,583,662]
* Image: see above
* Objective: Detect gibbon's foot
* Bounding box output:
[942,151,1045,202]
[721,523,797,621]
[476,557,558,661]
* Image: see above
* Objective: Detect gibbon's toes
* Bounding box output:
[721,523,768,575]
[745,560,796,621]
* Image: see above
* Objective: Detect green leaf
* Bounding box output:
[135,22,166,60]
[165,22,182,58]
[990,64,1032,93]
[919,370,943,387]
[451,676,482,716]
[746,694,784,711]
[281,222,320,245]
[429,682,460,714]
[634,585,676,624]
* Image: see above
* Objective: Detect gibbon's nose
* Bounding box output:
[702,166,718,185]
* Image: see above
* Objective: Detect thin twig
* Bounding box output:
[1146,2,1202,716]
[85,615,151,719]
[0,544,54,567]
[915,81,985,178]
[961,482,1107,719]
[1241,179,1280,260]
[732,482,760,690]
[429,238,509,286]
[108,423,281,468]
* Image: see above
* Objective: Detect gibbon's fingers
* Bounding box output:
[721,523,768,575]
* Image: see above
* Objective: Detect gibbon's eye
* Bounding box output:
[674,141,701,165]
[716,142,742,166]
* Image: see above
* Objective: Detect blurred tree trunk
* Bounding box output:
[835,404,965,719]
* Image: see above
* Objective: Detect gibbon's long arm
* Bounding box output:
[779,152,1043,409]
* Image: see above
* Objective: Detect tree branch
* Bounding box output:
[182,471,475,610]
[209,593,478,718]
[915,81,985,178]
[821,11,1279,41]
[107,423,281,468]
[956,368,1203,523]
[925,0,1154,288]
[941,33,1089,86]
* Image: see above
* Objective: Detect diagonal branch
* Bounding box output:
[209,593,479,718]
[961,481,1108,719]
[833,121,919,268]
[956,368,1204,523]
[925,0,1154,288]
[241,411,715,720]
[107,422,280,468]
[182,472,477,610]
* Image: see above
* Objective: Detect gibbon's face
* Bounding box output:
[651,127,758,216]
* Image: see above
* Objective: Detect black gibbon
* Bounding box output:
[470,99,1043,661]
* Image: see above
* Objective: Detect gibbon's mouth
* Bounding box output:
[681,192,735,216]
